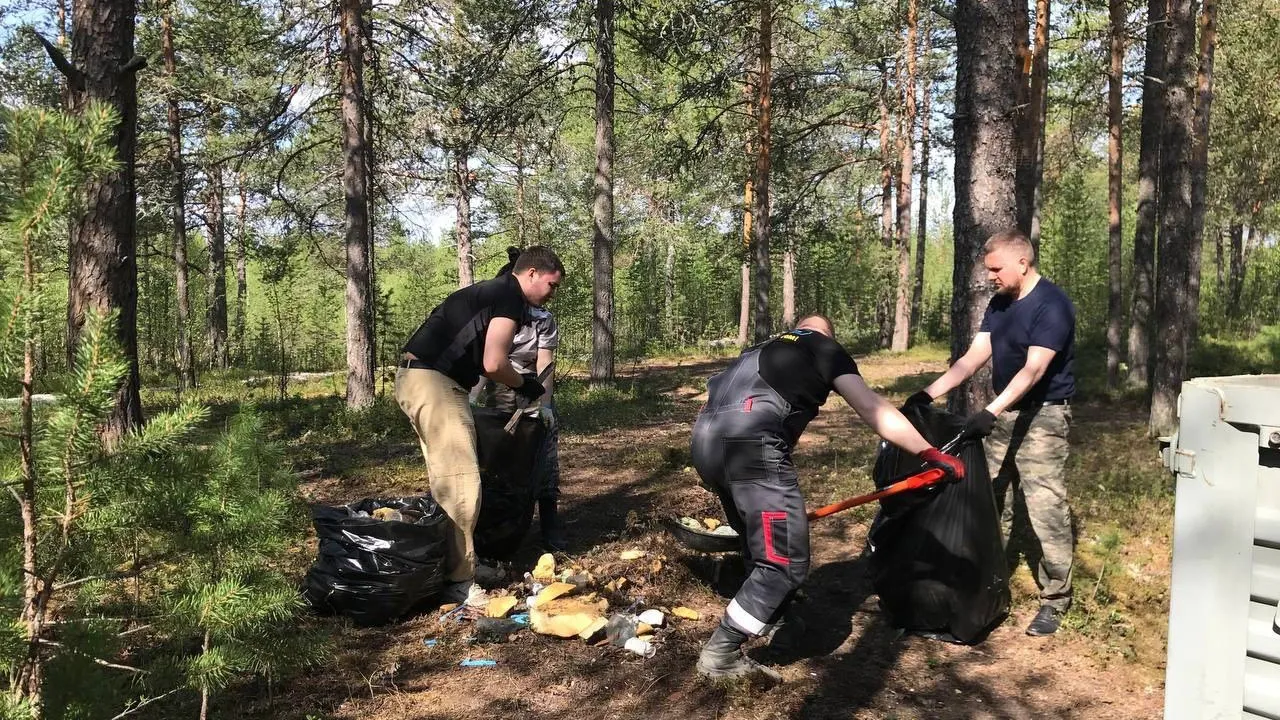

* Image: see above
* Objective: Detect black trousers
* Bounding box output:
[692,417,811,637]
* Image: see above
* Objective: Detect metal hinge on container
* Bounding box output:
[1159,433,1197,476]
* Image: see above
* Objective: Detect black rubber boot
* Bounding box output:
[1026,605,1063,636]
[765,613,806,651]
[696,622,782,684]
[539,498,567,552]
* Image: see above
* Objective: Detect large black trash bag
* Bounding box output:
[866,404,1010,644]
[473,407,547,560]
[303,496,449,627]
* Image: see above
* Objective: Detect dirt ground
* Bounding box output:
[258,355,1168,720]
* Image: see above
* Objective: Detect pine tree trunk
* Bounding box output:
[892,0,918,353]
[782,242,795,328]
[877,66,894,349]
[1214,226,1224,292]
[515,138,526,247]
[1228,222,1243,314]
[17,203,42,711]
[206,156,228,369]
[752,0,773,344]
[737,179,753,347]
[64,0,144,442]
[1017,0,1050,248]
[1186,0,1218,347]
[233,177,248,363]
[454,149,473,288]
[1106,0,1124,389]
[163,0,195,392]
[341,0,375,409]
[951,0,1021,415]
[1149,0,1198,436]
[664,236,676,338]
[1128,0,1166,389]
[910,26,932,341]
[591,0,615,382]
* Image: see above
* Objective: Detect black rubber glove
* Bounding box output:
[903,390,934,409]
[918,447,965,482]
[960,409,997,441]
[514,372,545,404]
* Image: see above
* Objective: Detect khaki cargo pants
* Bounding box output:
[395,367,481,583]
[985,404,1074,611]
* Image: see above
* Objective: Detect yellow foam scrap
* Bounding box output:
[541,596,608,616]
[530,596,609,639]
[650,559,663,574]
[636,623,653,636]
[672,607,701,620]
[578,616,609,642]
[531,609,599,638]
[619,550,647,560]
[605,577,629,593]
[534,582,577,606]
[486,596,519,618]
[439,603,459,613]
[532,553,556,582]
[703,518,722,530]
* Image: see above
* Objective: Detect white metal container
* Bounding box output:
[1162,375,1280,720]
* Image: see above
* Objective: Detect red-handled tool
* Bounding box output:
[806,467,946,520]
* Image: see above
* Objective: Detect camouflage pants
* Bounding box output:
[985,404,1074,610]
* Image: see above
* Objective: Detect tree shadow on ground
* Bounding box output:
[876,370,945,396]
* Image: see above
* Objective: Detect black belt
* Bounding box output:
[399,358,433,370]
[1016,398,1070,410]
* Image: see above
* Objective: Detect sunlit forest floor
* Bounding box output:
[147,346,1172,719]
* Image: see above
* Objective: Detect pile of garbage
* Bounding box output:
[433,550,702,663]
[676,516,738,536]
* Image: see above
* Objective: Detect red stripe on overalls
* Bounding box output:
[743,397,754,412]
[761,511,789,565]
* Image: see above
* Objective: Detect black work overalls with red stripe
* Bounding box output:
[691,339,818,638]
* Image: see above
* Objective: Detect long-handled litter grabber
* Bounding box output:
[666,432,966,553]
[502,362,556,434]
[805,432,964,521]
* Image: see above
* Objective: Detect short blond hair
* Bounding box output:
[984,229,1036,266]
[796,313,835,336]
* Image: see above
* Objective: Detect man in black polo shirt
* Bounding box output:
[693,314,965,682]
[907,228,1077,636]
[396,246,564,607]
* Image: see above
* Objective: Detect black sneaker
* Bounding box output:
[1026,605,1063,636]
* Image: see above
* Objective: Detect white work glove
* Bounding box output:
[539,405,557,431]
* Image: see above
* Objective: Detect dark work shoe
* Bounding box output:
[696,651,783,684]
[765,614,806,651]
[539,499,567,552]
[696,622,782,685]
[1026,605,1063,636]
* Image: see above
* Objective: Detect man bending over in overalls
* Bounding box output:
[692,314,964,682]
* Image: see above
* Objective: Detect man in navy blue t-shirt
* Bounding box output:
[906,229,1076,637]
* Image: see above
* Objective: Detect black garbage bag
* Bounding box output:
[303,496,449,627]
[866,404,1010,644]
[473,407,547,560]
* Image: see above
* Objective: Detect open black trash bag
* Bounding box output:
[303,496,449,627]
[867,404,1010,644]
[473,407,547,560]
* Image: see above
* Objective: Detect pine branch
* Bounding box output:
[29,29,84,91]
[109,688,183,720]
[35,639,146,674]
